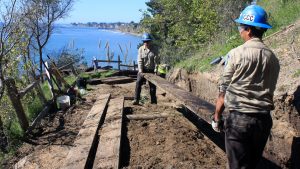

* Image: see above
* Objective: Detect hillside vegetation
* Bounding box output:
[140,0,300,72]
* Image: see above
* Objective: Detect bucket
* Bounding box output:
[56,95,70,110]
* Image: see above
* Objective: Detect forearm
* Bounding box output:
[214,92,225,121]
[138,55,143,72]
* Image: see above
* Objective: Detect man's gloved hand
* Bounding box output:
[139,72,144,78]
[211,113,224,133]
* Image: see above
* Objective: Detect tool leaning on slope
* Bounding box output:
[212,4,280,169]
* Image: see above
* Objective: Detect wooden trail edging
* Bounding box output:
[87,76,134,85]
[144,73,215,123]
[126,112,181,120]
[93,97,124,169]
[62,94,125,169]
[63,94,111,169]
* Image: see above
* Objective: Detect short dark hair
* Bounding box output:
[249,26,267,38]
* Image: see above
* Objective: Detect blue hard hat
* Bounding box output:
[235,5,272,29]
[142,33,152,41]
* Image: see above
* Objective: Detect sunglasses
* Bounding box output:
[237,25,249,33]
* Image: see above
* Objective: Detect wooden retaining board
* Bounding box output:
[93,97,124,169]
[88,76,134,85]
[63,94,111,169]
[144,73,215,123]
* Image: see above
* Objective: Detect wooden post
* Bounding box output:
[133,61,136,71]
[4,78,29,131]
[94,60,97,72]
[71,64,78,76]
[118,55,121,71]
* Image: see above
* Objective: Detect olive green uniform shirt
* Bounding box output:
[138,45,159,72]
[220,38,280,113]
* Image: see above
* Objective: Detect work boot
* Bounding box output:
[132,100,139,105]
[151,100,157,104]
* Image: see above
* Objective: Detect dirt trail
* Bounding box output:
[121,84,226,168]
[7,82,227,169]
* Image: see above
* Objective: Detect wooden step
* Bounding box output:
[93,97,124,169]
[62,94,111,169]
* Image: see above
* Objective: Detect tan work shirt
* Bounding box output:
[137,45,159,72]
[220,38,280,113]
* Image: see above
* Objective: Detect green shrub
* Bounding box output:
[176,0,300,72]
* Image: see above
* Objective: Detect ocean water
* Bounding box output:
[45,24,141,68]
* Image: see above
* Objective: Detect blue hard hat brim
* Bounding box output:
[142,38,152,41]
[235,19,272,29]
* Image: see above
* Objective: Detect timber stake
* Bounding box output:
[4,78,29,131]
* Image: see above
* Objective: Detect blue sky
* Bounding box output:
[60,0,149,23]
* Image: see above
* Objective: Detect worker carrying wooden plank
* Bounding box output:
[132,33,160,105]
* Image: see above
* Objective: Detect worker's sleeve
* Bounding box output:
[219,53,235,93]
[138,47,143,72]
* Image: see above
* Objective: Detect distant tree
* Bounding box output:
[23,0,74,80]
[50,46,85,68]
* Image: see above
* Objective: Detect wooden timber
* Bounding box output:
[94,59,121,63]
[144,73,215,123]
[126,112,181,120]
[88,76,134,85]
[93,97,124,169]
[58,61,75,70]
[62,94,111,169]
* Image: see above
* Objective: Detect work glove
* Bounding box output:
[211,114,224,133]
[138,72,144,78]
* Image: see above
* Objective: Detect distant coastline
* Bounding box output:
[70,22,142,37]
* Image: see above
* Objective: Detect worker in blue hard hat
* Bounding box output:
[132,33,160,105]
[212,5,280,169]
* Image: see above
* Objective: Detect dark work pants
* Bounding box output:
[225,111,272,169]
[134,70,157,104]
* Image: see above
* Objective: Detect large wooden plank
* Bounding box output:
[88,76,134,85]
[101,76,133,84]
[144,73,214,123]
[63,94,111,169]
[94,60,121,63]
[93,97,124,169]
[126,112,181,120]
